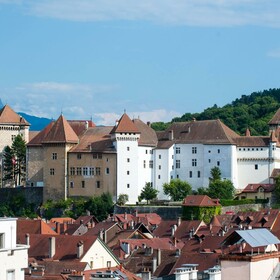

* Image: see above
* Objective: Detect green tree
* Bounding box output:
[274,175,280,202]
[2,145,14,185]
[139,182,158,204]
[210,166,221,182]
[163,179,192,201]
[117,194,129,206]
[11,135,26,186]
[207,179,235,200]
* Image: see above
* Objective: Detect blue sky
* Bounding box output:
[1,1,280,125]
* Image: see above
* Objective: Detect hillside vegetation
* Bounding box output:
[152,88,280,136]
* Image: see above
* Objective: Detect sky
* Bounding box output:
[1,1,280,125]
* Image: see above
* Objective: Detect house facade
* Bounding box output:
[25,107,280,204]
[0,218,29,280]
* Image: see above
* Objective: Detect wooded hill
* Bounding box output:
[152,88,280,136]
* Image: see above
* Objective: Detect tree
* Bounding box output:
[207,179,235,200]
[117,194,129,206]
[209,166,221,182]
[274,175,280,202]
[2,145,14,185]
[11,135,26,186]
[139,182,158,204]
[163,179,192,201]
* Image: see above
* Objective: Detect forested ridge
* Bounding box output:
[152,88,280,136]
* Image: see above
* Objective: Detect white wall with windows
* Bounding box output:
[114,132,140,204]
[0,218,29,280]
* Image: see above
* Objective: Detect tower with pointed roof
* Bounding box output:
[43,115,79,201]
[110,113,142,204]
[0,104,30,153]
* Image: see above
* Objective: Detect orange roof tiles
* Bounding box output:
[0,104,30,125]
[42,115,79,144]
[182,195,221,207]
[110,113,140,134]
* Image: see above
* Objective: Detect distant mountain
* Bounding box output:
[18,112,52,131]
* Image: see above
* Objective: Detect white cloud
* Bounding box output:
[267,48,280,58]
[94,109,180,126]
[8,0,278,27]
[2,81,120,120]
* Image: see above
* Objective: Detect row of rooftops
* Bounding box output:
[15,205,280,279]
[2,104,280,151]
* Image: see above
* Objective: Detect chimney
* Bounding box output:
[152,257,157,273]
[25,233,30,246]
[55,222,60,234]
[176,248,181,257]
[77,241,84,259]
[177,217,181,227]
[169,130,174,141]
[147,121,151,127]
[157,249,161,266]
[49,237,56,258]
[85,121,89,130]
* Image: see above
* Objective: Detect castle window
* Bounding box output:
[127,158,130,162]
[96,181,100,188]
[106,167,110,174]
[143,160,146,168]
[81,181,85,188]
[70,167,75,175]
[149,160,153,168]
[70,181,74,188]
[255,164,258,170]
[77,153,82,160]
[50,168,55,175]
[159,154,161,159]
[189,171,192,178]
[96,167,101,175]
[127,147,130,151]
[89,167,94,176]
[176,160,180,168]
[127,170,130,175]
[83,167,88,176]
[52,153,57,160]
[192,159,197,167]
[176,147,181,154]
[77,167,82,175]
[159,165,161,170]
[192,147,197,154]
[127,184,130,188]
[158,175,161,179]
[218,149,220,153]
[198,171,201,178]
[217,161,220,166]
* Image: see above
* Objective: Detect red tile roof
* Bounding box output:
[110,113,140,134]
[241,183,275,193]
[42,115,79,144]
[0,104,30,125]
[17,219,57,235]
[18,234,99,261]
[182,195,221,207]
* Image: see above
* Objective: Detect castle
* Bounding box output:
[2,104,280,204]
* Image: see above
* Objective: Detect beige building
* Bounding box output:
[27,115,117,201]
[0,105,30,187]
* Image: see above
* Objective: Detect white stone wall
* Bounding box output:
[138,146,154,193]
[0,125,29,153]
[114,133,140,204]
[154,147,173,200]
